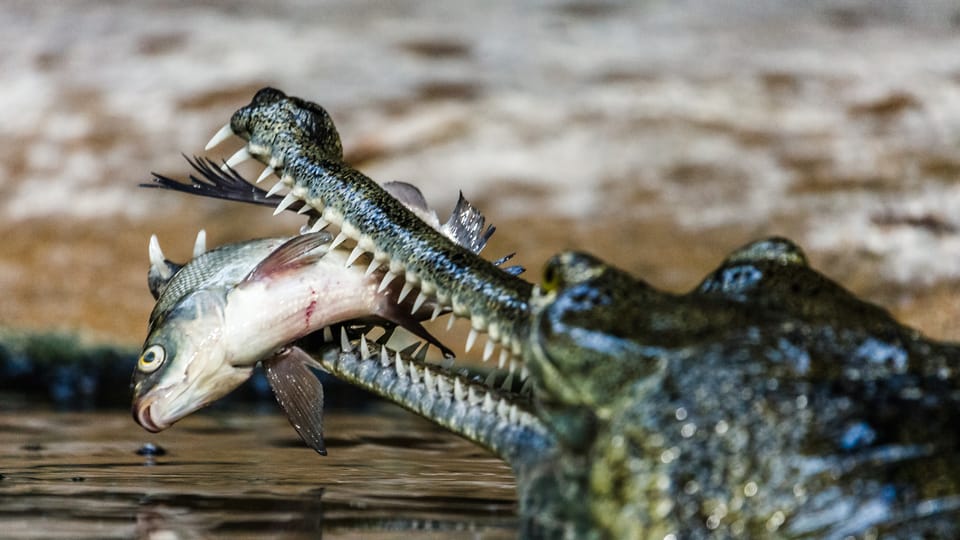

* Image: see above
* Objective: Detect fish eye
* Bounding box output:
[138,345,166,373]
[541,261,561,293]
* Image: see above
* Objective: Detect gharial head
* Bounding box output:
[223,87,343,165]
[528,252,665,421]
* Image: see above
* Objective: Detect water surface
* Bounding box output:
[0,396,517,539]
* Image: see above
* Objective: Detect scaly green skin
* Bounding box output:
[526,238,960,538]
[227,88,532,356]
[210,90,960,538]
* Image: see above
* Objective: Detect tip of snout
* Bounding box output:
[133,401,164,433]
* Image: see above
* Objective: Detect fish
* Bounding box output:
[132,167,517,454]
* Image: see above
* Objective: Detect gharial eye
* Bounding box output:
[138,345,166,373]
[541,261,561,293]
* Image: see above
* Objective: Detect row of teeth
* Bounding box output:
[325,326,535,427]
[207,125,522,363]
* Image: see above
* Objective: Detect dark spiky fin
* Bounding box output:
[143,156,316,215]
[262,346,327,455]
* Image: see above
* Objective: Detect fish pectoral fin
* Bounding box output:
[243,232,332,283]
[262,346,327,455]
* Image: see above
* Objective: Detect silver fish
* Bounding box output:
[131,181,508,455]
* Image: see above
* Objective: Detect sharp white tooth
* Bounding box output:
[330,232,348,250]
[465,329,478,353]
[508,404,519,424]
[192,229,207,258]
[467,387,481,405]
[437,376,451,397]
[482,339,495,362]
[273,192,299,215]
[520,366,530,380]
[496,398,509,418]
[266,179,286,198]
[345,246,365,267]
[501,371,514,391]
[205,122,234,150]
[255,165,274,184]
[360,334,371,359]
[297,204,312,215]
[485,371,497,388]
[430,305,442,321]
[410,292,428,314]
[380,345,391,367]
[397,281,414,303]
[365,259,381,277]
[509,359,517,374]
[409,363,420,383]
[395,351,406,379]
[309,219,329,233]
[322,327,333,342]
[378,271,398,293]
[148,235,172,279]
[223,147,252,171]
[454,378,466,402]
[520,377,533,395]
[340,327,352,352]
[424,367,435,392]
[498,349,508,369]
[148,235,164,264]
[482,393,496,413]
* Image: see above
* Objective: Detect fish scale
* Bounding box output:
[215,87,533,357]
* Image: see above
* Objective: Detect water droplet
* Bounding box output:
[136,442,167,456]
[840,422,876,451]
[660,448,677,464]
[674,407,688,421]
[766,511,786,532]
[795,394,808,409]
[744,481,758,497]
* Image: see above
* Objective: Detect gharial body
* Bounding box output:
[132,88,960,539]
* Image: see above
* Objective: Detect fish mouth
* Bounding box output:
[133,399,165,433]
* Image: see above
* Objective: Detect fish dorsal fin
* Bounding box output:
[442,192,495,255]
[243,232,332,283]
[383,181,441,230]
[262,347,327,455]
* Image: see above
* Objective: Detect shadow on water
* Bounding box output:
[0,394,518,539]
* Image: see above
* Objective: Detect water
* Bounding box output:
[0,396,518,539]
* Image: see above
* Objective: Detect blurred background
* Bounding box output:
[4,0,960,349]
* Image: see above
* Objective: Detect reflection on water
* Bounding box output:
[0,396,517,539]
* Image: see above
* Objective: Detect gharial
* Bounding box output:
[132,87,960,539]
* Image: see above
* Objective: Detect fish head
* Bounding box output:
[132,287,251,432]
